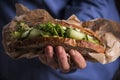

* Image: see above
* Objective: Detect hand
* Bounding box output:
[39,45,86,72]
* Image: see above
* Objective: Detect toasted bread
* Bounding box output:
[2,19,105,60]
[2,5,105,63]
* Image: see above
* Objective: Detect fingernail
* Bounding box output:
[69,49,76,56]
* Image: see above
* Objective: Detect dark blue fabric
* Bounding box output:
[0,0,120,80]
[64,0,120,22]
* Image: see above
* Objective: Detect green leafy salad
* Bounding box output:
[11,21,99,44]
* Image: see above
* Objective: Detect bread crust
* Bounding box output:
[3,35,105,59]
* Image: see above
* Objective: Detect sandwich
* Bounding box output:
[2,4,105,63]
[2,17,105,59]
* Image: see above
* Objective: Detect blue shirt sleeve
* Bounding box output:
[64,0,120,22]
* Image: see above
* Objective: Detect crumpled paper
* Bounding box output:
[82,19,120,64]
[2,3,120,64]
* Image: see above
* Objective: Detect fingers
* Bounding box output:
[39,45,86,72]
[44,45,58,69]
[55,46,70,72]
[44,45,54,64]
[69,49,86,69]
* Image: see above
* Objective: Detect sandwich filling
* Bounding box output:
[11,21,100,44]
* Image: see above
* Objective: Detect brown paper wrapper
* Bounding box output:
[82,19,120,64]
[2,4,120,64]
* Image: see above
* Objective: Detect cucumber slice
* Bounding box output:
[41,32,51,37]
[21,30,30,39]
[12,31,21,39]
[69,29,86,40]
[28,29,41,38]
[87,35,99,44]
[28,29,52,38]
